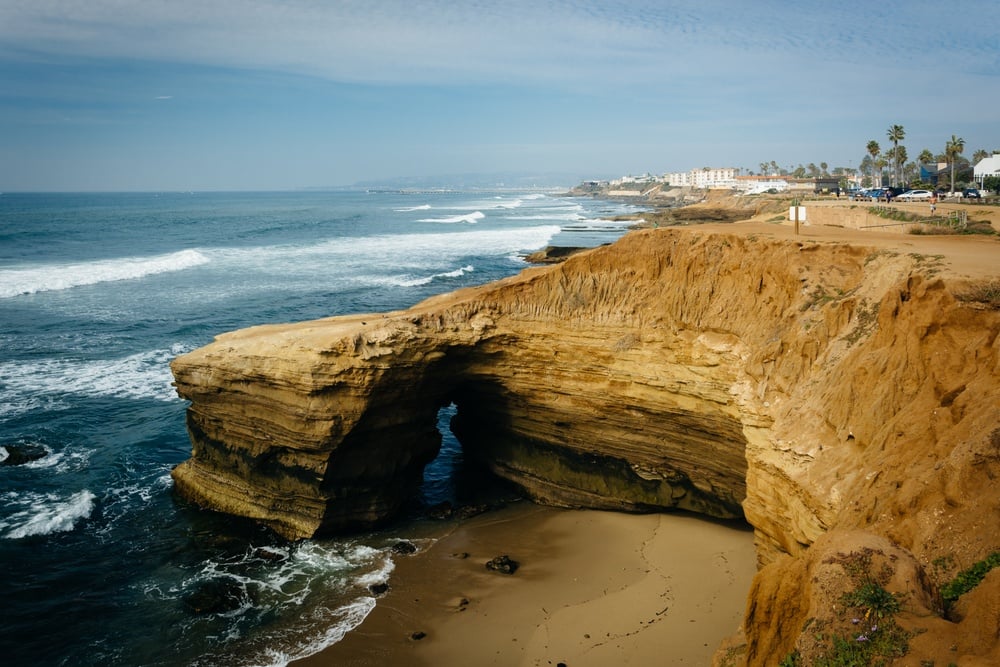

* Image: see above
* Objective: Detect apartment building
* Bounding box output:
[664,167,739,188]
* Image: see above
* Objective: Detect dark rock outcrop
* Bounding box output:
[0,444,48,466]
[485,554,519,575]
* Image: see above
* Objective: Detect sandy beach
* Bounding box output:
[295,502,755,666]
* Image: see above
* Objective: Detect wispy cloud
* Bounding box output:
[0,0,997,190]
[3,0,994,89]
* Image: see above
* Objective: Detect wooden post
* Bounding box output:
[793,200,800,235]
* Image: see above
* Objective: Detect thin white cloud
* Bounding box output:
[1,0,997,191]
[1,0,994,89]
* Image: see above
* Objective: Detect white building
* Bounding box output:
[974,154,1000,187]
[664,167,739,189]
[740,179,790,194]
[610,173,658,187]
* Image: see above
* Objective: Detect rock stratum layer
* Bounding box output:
[171,227,1000,664]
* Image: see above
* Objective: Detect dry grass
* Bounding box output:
[954,280,1000,309]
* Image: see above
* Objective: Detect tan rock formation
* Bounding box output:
[171,226,1000,662]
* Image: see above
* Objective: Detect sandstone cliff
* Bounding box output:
[171,227,1000,663]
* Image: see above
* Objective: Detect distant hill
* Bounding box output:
[349,171,597,191]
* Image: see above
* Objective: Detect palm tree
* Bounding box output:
[893,145,908,186]
[973,149,989,165]
[866,140,881,187]
[875,158,888,190]
[945,135,965,194]
[886,125,905,186]
[918,149,935,165]
[860,156,874,186]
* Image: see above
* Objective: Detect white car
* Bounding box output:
[896,189,933,201]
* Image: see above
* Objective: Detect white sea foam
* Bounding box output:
[99,466,173,534]
[105,469,172,507]
[23,445,92,472]
[237,543,392,666]
[0,446,7,463]
[394,204,432,212]
[213,226,560,290]
[504,212,585,221]
[242,543,406,666]
[561,217,637,231]
[170,539,395,667]
[434,197,523,211]
[392,264,474,287]
[248,598,377,667]
[353,547,397,587]
[0,343,188,412]
[1,489,96,539]
[416,211,486,224]
[0,249,210,298]
[214,225,557,267]
[0,394,68,421]
[491,199,522,209]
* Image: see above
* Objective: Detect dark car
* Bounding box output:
[963,188,982,199]
[865,188,891,201]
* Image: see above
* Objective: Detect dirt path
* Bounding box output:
[691,200,1000,281]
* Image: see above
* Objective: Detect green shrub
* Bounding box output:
[779,649,803,667]
[812,549,910,666]
[842,580,901,620]
[940,551,1000,606]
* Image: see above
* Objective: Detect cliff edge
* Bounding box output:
[171,224,1000,664]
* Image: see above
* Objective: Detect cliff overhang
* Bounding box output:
[170,226,1000,663]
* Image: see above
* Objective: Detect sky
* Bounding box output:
[1,0,998,191]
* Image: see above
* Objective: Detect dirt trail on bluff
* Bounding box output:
[662,190,999,279]
[699,219,1000,280]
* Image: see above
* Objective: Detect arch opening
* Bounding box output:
[417,400,520,514]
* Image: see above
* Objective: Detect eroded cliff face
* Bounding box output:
[171,228,1000,662]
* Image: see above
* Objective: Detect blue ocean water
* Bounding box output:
[0,190,639,666]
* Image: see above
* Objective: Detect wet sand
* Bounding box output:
[295,502,756,666]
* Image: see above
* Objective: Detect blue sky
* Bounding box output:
[1,0,998,191]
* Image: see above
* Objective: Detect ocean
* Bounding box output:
[0,189,640,667]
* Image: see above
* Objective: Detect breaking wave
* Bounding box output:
[0,249,210,298]
[416,211,486,224]
[392,264,475,287]
[0,344,188,416]
[1,489,96,539]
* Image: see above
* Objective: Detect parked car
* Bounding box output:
[858,188,890,201]
[895,189,933,201]
[963,188,982,199]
